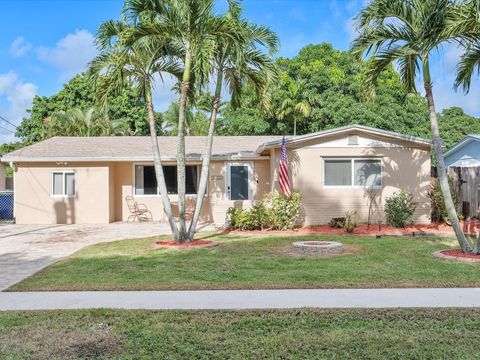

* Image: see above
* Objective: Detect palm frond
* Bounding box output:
[455,41,480,92]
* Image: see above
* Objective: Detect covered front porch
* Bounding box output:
[112,159,270,226]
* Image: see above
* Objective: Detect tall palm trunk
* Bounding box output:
[146,86,179,239]
[187,69,223,240]
[176,50,192,242]
[422,57,470,252]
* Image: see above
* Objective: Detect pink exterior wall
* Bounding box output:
[14,162,111,224]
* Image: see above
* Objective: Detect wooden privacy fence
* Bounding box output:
[449,166,480,219]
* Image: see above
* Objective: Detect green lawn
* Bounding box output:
[1,309,479,359]
[9,233,480,291]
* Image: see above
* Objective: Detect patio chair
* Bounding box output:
[184,196,196,221]
[125,196,153,222]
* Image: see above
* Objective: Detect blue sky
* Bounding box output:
[0,0,479,144]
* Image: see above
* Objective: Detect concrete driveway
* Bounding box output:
[0,222,216,291]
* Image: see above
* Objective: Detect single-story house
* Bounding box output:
[1,124,432,225]
[444,135,480,168]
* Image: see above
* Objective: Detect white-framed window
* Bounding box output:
[134,164,199,196]
[51,171,76,197]
[225,162,253,200]
[323,158,382,188]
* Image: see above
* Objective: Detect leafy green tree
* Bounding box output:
[162,101,209,135]
[219,43,430,137]
[16,74,151,144]
[415,107,480,151]
[276,76,320,136]
[43,108,111,138]
[351,0,471,252]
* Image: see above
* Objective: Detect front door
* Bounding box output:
[226,163,252,200]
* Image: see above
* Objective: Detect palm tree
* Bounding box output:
[186,0,279,240]
[351,0,471,252]
[162,101,209,135]
[276,77,320,136]
[43,108,111,138]
[90,20,184,240]
[453,0,480,91]
[125,0,236,242]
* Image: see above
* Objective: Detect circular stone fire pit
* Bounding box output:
[292,241,343,255]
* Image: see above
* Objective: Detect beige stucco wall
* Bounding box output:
[114,160,270,225]
[269,137,431,225]
[14,162,111,224]
[0,163,6,190]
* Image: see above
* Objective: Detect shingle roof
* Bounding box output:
[1,125,432,163]
[1,136,280,162]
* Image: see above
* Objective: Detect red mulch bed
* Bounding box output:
[154,239,217,249]
[225,223,457,236]
[440,249,480,259]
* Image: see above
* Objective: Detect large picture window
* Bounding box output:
[51,171,75,197]
[324,159,381,188]
[134,165,199,195]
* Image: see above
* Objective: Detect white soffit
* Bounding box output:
[304,134,405,148]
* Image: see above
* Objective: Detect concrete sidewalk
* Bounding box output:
[1,288,480,311]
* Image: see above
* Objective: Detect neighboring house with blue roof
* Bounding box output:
[444,135,480,219]
[444,135,480,168]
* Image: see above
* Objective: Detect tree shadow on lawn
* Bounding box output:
[9,234,480,291]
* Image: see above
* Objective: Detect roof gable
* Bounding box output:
[444,135,480,158]
[257,124,431,152]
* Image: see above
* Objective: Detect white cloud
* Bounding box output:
[37,29,97,81]
[0,71,37,144]
[9,37,32,57]
[344,17,359,43]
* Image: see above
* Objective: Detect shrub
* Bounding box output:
[264,191,302,230]
[226,207,242,228]
[328,217,346,228]
[343,211,357,233]
[427,177,461,223]
[226,191,302,231]
[226,202,268,230]
[384,191,417,227]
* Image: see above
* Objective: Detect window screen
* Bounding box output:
[324,160,352,186]
[51,172,75,196]
[52,172,64,195]
[354,159,381,187]
[65,173,75,196]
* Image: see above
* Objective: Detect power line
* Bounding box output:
[0,115,18,130]
[0,124,15,134]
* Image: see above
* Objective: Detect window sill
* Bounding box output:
[323,186,382,190]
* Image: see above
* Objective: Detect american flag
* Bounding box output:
[278,136,291,197]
